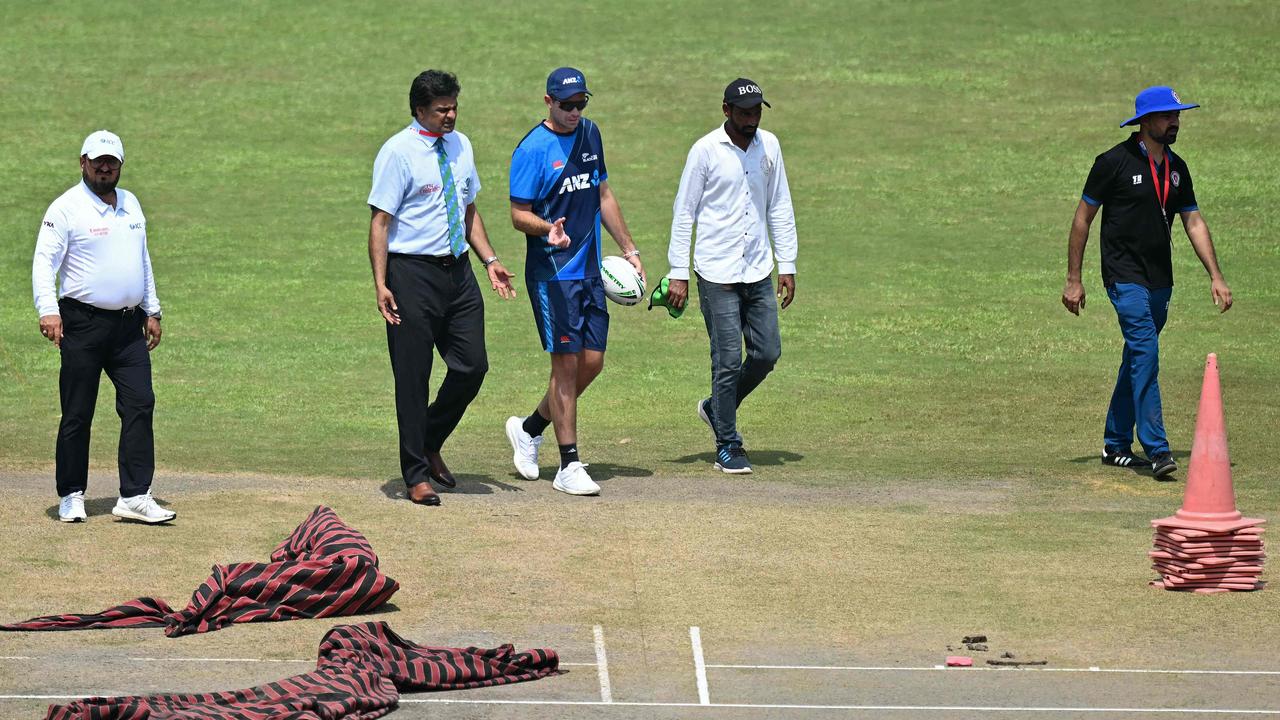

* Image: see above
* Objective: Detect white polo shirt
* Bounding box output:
[368,121,481,256]
[32,181,161,318]
[667,125,797,284]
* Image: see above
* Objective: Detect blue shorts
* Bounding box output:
[529,278,609,354]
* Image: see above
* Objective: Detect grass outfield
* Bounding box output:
[2,0,1280,685]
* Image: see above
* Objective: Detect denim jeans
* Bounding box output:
[1104,282,1173,457]
[696,274,782,447]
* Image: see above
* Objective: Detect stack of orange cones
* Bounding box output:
[1149,354,1266,594]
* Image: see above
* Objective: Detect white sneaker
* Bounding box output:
[58,491,86,523]
[112,492,176,524]
[553,462,600,496]
[505,416,542,480]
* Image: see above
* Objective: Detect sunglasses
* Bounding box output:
[88,156,121,170]
[557,99,588,112]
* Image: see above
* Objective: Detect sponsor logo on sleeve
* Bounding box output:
[580,152,598,163]
[1171,171,1181,187]
[129,222,145,230]
[43,220,55,229]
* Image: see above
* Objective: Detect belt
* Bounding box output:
[389,251,469,268]
[60,297,141,315]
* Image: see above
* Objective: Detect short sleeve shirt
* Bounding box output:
[509,117,608,282]
[1081,133,1197,288]
[368,122,480,256]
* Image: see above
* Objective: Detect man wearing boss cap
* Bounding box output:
[666,78,798,475]
[1061,86,1233,477]
[32,130,175,524]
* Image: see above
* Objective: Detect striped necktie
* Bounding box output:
[434,137,466,257]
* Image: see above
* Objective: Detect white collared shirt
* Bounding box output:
[32,181,160,317]
[667,125,797,284]
[367,121,481,256]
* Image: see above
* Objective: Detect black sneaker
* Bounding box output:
[1151,452,1177,477]
[1101,448,1140,468]
[715,444,753,474]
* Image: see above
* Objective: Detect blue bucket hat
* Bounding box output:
[547,67,590,100]
[1120,86,1199,127]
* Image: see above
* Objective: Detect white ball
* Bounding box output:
[600,256,645,306]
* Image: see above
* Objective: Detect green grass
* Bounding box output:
[2,0,1280,672]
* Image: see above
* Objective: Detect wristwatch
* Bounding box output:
[482,256,499,267]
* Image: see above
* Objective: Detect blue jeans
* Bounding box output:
[1104,283,1173,457]
[696,274,782,447]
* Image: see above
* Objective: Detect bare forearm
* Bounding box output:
[465,205,498,259]
[1184,213,1225,281]
[1066,220,1088,281]
[600,183,635,253]
[368,209,391,288]
[511,207,553,237]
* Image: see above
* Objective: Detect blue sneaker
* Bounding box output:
[715,444,752,474]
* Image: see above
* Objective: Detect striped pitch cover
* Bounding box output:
[43,621,560,719]
[1,506,399,637]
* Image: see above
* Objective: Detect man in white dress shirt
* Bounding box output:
[33,130,176,523]
[666,79,797,475]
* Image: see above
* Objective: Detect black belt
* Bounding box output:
[389,251,469,268]
[60,297,141,315]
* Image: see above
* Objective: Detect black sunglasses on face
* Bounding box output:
[88,157,121,170]
[557,99,588,112]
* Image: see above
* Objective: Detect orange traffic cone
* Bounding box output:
[1152,354,1264,533]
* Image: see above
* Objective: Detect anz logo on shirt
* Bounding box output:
[558,169,600,196]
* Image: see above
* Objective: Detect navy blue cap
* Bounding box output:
[547,67,591,100]
[1121,86,1199,127]
[724,78,771,108]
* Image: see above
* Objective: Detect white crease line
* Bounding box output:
[593,625,612,703]
[690,626,710,705]
[0,656,596,666]
[399,698,1280,714]
[708,664,1280,676]
[128,657,310,663]
[5,691,1274,707]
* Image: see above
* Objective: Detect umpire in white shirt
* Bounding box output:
[32,130,176,524]
[368,70,516,506]
[666,79,797,475]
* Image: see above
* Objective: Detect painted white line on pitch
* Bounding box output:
[707,663,1280,676]
[593,625,612,703]
[2,696,1277,714]
[690,626,710,705]
[398,698,1280,714]
[127,656,310,663]
[0,656,32,660]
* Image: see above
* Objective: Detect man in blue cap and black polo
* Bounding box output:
[1061,86,1233,477]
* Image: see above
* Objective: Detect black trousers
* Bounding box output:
[56,298,155,498]
[386,253,489,487]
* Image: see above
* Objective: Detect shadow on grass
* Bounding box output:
[45,495,178,523]
[1068,450,1200,482]
[380,475,524,500]
[670,449,804,467]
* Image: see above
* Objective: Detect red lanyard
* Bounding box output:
[1145,145,1170,220]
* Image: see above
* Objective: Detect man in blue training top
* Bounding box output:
[504,67,645,496]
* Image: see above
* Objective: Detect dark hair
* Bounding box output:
[409,70,461,117]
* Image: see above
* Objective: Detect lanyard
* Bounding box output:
[1141,141,1170,222]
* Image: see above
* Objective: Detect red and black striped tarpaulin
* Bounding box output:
[2,506,399,637]
[44,621,560,719]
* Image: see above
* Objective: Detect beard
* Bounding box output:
[1153,128,1178,145]
[732,121,758,136]
[82,169,118,195]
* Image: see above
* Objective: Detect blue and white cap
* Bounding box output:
[80,129,124,162]
[547,67,590,100]
[1120,86,1199,127]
